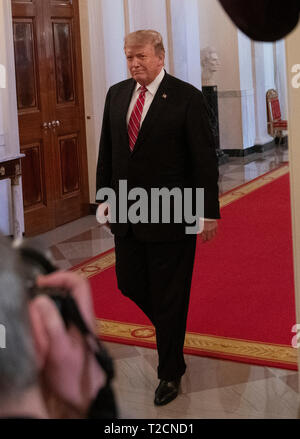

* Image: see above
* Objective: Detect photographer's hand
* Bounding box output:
[29,271,106,418]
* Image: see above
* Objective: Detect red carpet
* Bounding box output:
[73,165,297,369]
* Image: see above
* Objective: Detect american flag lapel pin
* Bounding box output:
[162,93,167,99]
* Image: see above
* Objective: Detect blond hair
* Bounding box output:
[124,30,165,55]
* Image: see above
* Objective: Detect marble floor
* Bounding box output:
[34,144,300,419]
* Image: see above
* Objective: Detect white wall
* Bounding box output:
[101,0,127,88]
[198,0,247,150]
[198,0,288,151]
[0,0,23,235]
[238,30,256,148]
[253,42,275,145]
[79,0,99,206]
[275,40,288,120]
[285,23,300,381]
[168,0,202,89]
[127,0,170,72]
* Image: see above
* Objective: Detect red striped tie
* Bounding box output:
[128,85,147,151]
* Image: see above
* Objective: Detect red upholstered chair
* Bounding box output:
[266,89,288,144]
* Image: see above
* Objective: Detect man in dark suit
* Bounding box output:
[96,30,220,406]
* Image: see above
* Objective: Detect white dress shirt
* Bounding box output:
[126,68,165,126]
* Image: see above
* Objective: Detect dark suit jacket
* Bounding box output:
[96,72,220,242]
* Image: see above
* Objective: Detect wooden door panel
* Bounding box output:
[13,18,43,140]
[12,0,89,234]
[60,135,80,195]
[58,134,80,196]
[12,1,35,17]
[50,0,74,15]
[48,0,89,226]
[21,142,45,208]
[51,17,80,134]
[53,20,76,104]
[19,138,55,236]
[14,20,39,111]
[12,0,56,235]
[55,133,83,224]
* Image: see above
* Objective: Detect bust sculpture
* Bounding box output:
[201,47,220,86]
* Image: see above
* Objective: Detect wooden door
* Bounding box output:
[11,0,89,236]
[12,0,55,234]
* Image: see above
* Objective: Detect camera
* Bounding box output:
[12,238,118,418]
[13,238,114,381]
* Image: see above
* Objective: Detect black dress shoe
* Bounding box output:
[154,379,181,406]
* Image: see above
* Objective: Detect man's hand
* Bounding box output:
[200,219,218,242]
[29,271,106,418]
[96,202,111,230]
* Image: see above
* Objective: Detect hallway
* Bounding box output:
[35,145,300,419]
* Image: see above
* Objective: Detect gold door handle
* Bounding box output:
[52,120,61,128]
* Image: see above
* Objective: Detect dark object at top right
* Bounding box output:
[219,0,300,41]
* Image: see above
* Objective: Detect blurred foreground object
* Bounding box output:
[219,0,300,41]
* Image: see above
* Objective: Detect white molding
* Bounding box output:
[218,89,254,98]
[2,0,20,157]
[165,0,174,76]
[127,0,170,72]
[0,133,5,146]
[0,145,6,159]
[0,0,24,235]
[252,41,276,149]
[254,136,274,146]
[101,0,127,88]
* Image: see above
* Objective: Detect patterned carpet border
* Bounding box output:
[95,319,297,367]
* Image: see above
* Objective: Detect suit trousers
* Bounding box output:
[114,227,197,381]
